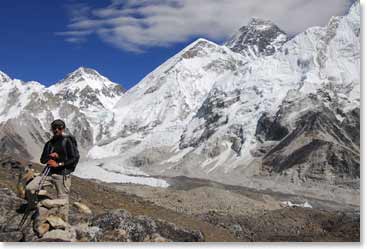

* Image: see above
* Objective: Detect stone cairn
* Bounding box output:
[33,197,75,241]
[18,163,76,241]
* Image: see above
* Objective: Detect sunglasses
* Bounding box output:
[51,126,64,131]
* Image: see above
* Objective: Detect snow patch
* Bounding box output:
[74,159,169,188]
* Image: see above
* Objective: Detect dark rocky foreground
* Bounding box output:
[0,157,234,242]
[0,157,360,242]
[198,207,359,242]
[0,186,204,242]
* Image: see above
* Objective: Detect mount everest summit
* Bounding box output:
[0,2,360,202]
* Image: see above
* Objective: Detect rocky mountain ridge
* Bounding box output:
[225,17,288,57]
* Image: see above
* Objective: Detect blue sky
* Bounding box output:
[0,0,354,89]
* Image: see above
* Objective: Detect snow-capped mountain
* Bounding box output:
[0,73,46,122]
[0,71,11,83]
[0,2,360,198]
[49,67,125,110]
[178,1,360,176]
[0,68,125,160]
[49,67,126,144]
[87,39,245,158]
[225,18,288,58]
[0,74,55,159]
[83,1,359,202]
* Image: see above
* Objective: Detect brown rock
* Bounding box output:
[38,190,48,196]
[47,215,68,229]
[37,223,50,237]
[37,206,49,221]
[151,233,171,242]
[42,228,76,242]
[73,202,92,215]
[40,198,68,209]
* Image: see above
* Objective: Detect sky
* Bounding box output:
[0,0,355,89]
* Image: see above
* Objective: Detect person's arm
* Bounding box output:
[62,138,80,169]
[40,142,51,164]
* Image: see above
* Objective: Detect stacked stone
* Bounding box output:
[33,196,76,241]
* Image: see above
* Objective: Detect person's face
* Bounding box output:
[51,126,64,136]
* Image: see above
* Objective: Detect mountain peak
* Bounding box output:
[65,67,106,82]
[345,1,360,36]
[248,17,279,29]
[225,17,288,57]
[50,66,125,93]
[0,71,11,82]
[179,38,220,60]
[48,67,125,110]
[52,66,121,90]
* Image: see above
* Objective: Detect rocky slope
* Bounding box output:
[0,158,359,242]
[0,158,229,242]
[0,157,359,242]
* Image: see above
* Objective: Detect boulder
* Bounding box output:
[90,209,204,242]
[73,202,92,215]
[40,198,68,209]
[42,227,76,242]
[47,215,68,230]
[155,219,205,242]
[36,223,50,237]
[73,223,100,242]
[145,233,171,242]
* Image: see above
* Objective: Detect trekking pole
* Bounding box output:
[18,166,50,230]
[17,207,32,231]
[36,166,50,195]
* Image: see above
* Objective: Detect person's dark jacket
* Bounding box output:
[40,135,80,175]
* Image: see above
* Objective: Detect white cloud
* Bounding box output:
[59,0,354,52]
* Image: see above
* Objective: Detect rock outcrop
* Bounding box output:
[258,90,360,188]
[225,18,288,57]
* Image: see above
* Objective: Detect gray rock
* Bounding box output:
[73,202,92,215]
[47,215,68,230]
[0,231,23,242]
[40,198,68,209]
[42,228,76,242]
[74,223,100,242]
[225,18,288,57]
[262,109,359,187]
[90,209,204,242]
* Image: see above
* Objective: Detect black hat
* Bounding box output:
[51,119,66,129]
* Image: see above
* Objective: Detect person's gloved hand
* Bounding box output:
[47,159,58,168]
[49,152,59,159]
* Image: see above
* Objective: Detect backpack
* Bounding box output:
[62,135,79,172]
[63,135,78,149]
